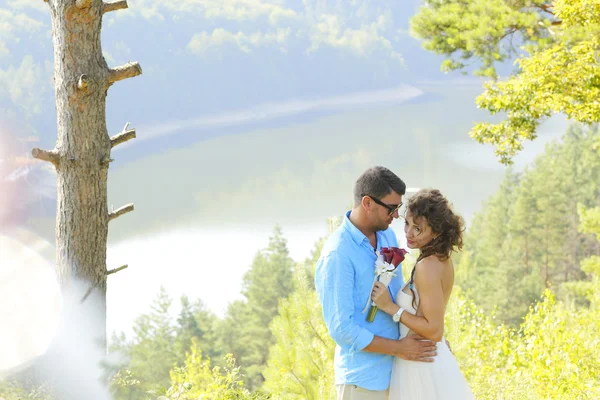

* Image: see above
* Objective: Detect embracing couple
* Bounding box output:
[315,166,475,400]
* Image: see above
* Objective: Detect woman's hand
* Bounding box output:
[371,282,396,315]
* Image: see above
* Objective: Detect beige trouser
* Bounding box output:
[337,384,389,400]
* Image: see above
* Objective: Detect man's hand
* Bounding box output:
[393,334,437,362]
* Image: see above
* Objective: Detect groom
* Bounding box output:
[315,166,437,400]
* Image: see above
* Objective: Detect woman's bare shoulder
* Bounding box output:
[415,255,445,279]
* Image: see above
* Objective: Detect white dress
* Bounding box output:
[388,282,475,400]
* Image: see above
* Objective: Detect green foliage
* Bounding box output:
[473,33,600,163]
[0,382,54,400]
[411,0,555,78]
[163,340,269,400]
[108,287,221,400]
[175,296,221,364]
[579,204,600,242]
[109,369,142,397]
[568,200,600,301]
[262,218,341,399]
[9,212,600,399]
[454,169,520,315]
[262,267,335,400]
[457,125,600,325]
[444,289,527,399]
[108,226,298,398]
[219,225,295,391]
[108,287,179,398]
[517,291,600,398]
[445,287,600,399]
[412,0,600,163]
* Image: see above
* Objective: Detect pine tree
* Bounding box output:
[109,287,178,399]
[220,225,294,391]
[30,0,141,396]
[457,169,520,315]
[262,265,335,399]
[174,296,220,364]
[458,125,600,325]
[262,220,342,399]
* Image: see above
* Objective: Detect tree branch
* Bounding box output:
[111,122,136,148]
[109,203,134,221]
[534,4,563,25]
[307,320,328,347]
[103,0,128,13]
[500,27,518,42]
[32,148,59,166]
[110,129,135,147]
[536,4,554,15]
[107,264,128,275]
[108,62,142,85]
[80,285,94,303]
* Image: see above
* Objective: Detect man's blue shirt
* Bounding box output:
[315,211,404,390]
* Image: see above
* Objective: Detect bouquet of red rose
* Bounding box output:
[362,247,408,322]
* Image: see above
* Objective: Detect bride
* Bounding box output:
[371,188,475,399]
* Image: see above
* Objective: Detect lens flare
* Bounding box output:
[0,231,62,376]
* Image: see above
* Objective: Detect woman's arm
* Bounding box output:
[372,259,446,342]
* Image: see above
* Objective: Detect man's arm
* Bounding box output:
[315,251,437,361]
[316,251,374,353]
[363,335,437,362]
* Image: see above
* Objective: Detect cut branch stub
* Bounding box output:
[103,0,128,14]
[80,285,94,304]
[32,148,59,166]
[108,62,142,85]
[107,264,128,275]
[108,203,134,221]
[77,74,89,91]
[100,157,115,168]
[110,128,136,148]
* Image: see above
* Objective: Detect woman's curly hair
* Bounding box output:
[406,188,465,309]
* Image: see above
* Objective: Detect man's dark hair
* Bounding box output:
[353,166,406,206]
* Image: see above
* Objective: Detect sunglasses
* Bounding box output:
[362,194,403,216]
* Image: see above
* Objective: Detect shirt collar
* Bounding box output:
[343,210,374,246]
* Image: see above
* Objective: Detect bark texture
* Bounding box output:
[50,0,112,345]
[30,3,141,396]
